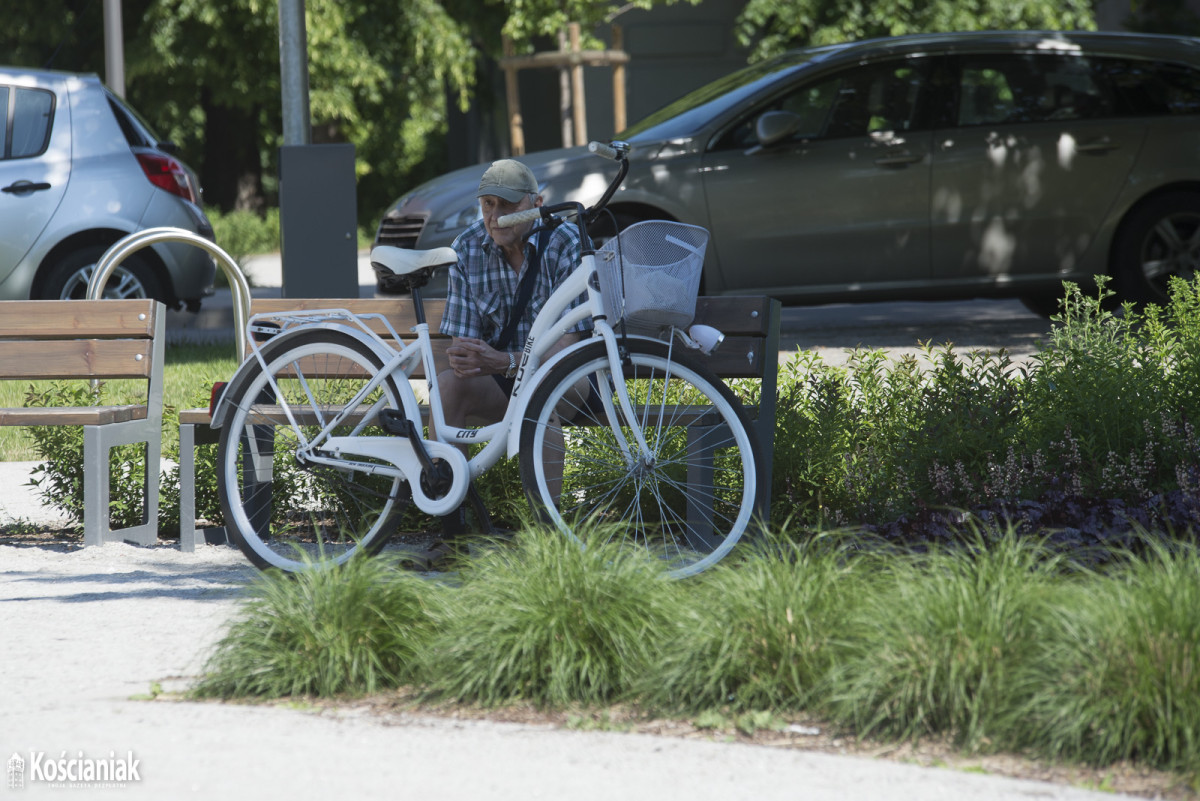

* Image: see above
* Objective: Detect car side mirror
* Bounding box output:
[753,111,803,150]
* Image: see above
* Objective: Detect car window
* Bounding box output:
[715,59,928,149]
[620,50,823,142]
[1095,58,1200,116]
[825,62,927,137]
[106,93,158,148]
[1,85,55,159]
[956,54,1112,126]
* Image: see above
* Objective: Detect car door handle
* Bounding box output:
[2,181,53,194]
[874,153,923,167]
[1076,138,1119,154]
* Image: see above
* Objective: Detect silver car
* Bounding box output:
[376,30,1200,312]
[0,67,216,309]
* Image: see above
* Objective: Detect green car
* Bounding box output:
[376,30,1200,314]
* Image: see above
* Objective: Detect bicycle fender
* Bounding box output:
[209,323,398,429]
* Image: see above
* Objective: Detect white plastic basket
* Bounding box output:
[596,220,709,329]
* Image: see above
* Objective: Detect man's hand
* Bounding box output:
[447,337,507,378]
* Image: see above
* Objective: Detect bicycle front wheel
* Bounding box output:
[217,328,410,572]
[518,338,761,577]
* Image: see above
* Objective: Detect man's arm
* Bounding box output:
[446,332,583,379]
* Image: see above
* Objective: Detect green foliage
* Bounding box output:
[496,0,700,50]
[769,344,1026,525]
[207,207,281,265]
[23,382,151,531]
[421,526,682,707]
[765,275,1200,529]
[1017,539,1200,776]
[192,554,442,698]
[190,529,1200,783]
[637,532,877,713]
[737,0,1096,61]
[823,532,1069,749]
[159,385,226,534]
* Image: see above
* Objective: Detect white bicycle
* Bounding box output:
[210,141,763,578]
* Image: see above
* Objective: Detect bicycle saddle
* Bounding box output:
[371,245,457,293]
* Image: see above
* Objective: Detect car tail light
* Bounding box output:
[136,151,198,203]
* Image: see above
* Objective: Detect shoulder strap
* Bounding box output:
[495,228,548,350]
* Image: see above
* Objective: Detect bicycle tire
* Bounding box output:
[217,328,410,572]
[518,337,761,577]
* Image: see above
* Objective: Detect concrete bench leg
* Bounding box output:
[179,421,229,551]
[83,421,159,547]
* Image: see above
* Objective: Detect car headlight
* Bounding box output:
[435,201,482,233]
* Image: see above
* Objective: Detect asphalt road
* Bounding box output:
[167,252,1056,365]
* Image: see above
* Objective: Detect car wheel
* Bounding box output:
[1112,191,1200,306]
[41,246,165,302]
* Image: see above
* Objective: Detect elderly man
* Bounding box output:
[437,158,588,428]
[433,159,589,537]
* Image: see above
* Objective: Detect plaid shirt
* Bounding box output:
[440,218,588,347]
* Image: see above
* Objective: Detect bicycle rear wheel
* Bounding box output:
[518,338,761,577]
[217,328,410,572]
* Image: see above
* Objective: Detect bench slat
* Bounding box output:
[0,405,146,426]
[694,296,775,337]
[0,340,155,380]
[0,299,159,339]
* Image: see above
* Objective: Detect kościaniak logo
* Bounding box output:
[7,750,141,789]
[7,752,25,790]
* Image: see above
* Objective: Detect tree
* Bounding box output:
[735,0,1097,62]
[128,0,474,214]
[4,0,699,222]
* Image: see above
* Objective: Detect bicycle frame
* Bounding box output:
[214,245,656,517]
[212,140,665,517]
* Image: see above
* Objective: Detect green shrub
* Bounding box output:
[1017,538,1200,776]
[23,382,152,531]
[192,554,442,698]
[158,386,225,534]
[421,526,682,708]
[637,531,879,713]
[206,207,281,264]
[764,274,1200,531]
[823,531,1069,750]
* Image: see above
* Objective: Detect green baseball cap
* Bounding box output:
[476,159,538,202]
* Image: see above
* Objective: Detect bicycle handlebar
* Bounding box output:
[496,207,545,228]
[587,140,622,160]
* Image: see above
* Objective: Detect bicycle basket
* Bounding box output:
[596,220,709,329]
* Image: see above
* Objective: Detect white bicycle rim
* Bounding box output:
[518,340,758,578]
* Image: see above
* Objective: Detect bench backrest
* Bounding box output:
[246,295,777,381]
[0,299,164,383]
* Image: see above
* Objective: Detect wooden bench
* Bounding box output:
[0,299,165,546]
[178,295,779,549]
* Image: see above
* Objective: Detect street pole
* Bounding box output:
[102,0,125,98]
[277,0,312,145]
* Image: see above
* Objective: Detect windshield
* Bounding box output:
[620,49,827,141]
